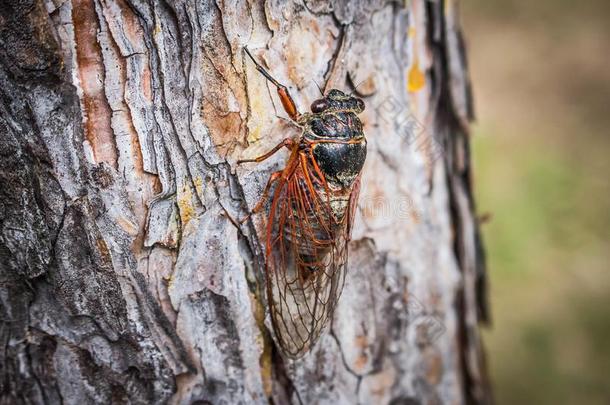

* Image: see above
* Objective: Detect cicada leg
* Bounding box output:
[237,170,282,224]
[237,137,295,223]
[237,137,294,164]
[244,46,300,121]
[224,169,282,225]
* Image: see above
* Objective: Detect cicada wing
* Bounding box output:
[265,154,356,358]
[347,175,362,237]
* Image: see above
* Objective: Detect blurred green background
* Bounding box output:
[462,1,610,404]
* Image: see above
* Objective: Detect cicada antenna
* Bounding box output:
[312,79,324,96]
[348,77,369,97]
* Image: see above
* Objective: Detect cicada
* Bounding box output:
[239,47,367,358]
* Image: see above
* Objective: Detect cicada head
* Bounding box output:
[303,89,366,142]
[310,89,365,115]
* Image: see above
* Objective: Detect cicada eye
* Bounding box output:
[311,99,329,113]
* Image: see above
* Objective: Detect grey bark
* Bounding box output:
[0,0,490,404]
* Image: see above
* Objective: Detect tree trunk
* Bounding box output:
[0,0,490,404]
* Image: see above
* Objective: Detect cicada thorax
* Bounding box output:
[305,109,367,187]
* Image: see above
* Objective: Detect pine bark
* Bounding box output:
[0,0,490,404]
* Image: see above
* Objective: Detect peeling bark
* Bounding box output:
[0,0,490,404]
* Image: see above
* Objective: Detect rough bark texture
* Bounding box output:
[0,0,490,404]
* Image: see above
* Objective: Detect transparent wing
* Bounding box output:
[264,152,360,358]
